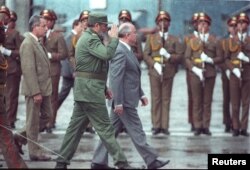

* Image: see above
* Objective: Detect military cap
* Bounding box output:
[40,9,55,20]
[191,12,199,23]
[0,5,10,18]
[237,12,249,24]
[155,10,171,23]
[78,10,90,21]
[198,12,211,25]
[10,11,17,22]
[118,9,132,21]
[88,13,112,25]
[227,16,237,26]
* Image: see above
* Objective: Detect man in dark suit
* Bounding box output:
[92,22,170,169]
[14,15,52,161]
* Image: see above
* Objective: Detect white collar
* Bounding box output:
[72,30,77,35]
[237,32,247,42]
[199,32,209,42]
[159,31,168,40]
[29,32,39,42]
[119,40,131,51]
[46,29,53,38]
[193,31,199,38]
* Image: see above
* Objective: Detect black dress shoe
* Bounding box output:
[152,128,161,135]
[148,158,170,169]
[30,154,51,161]
[232,129,240,137]
[161,129,170,135]
[55,162,67,169]
[203,128,212,136]
[224,126,231,133]
[91,163,114,169]
[13,134,24,155]
[191,124,195,132]
[194,128,202,136]
[240,130,249,137]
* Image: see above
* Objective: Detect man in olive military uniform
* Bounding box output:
[224,13,250,137]
[219,16,238,133]
[143,10,183,135]
[2,10,24,129]
[185,13,223,136]
[40,9,68,130]
[0,5,27,168]
[55,13,134,169]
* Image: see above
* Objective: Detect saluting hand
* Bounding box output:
[108,24,118,38]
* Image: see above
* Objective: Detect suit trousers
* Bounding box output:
[6,73,21,124]
[150,75,173,130]
[92,106,158,166]
[190,74,215,129]
[50,75,60,126]
[57,76,74,110]
[230,74,250,130]
[0,95,27,168]
[56,101,127,166]
[20,96,52,156]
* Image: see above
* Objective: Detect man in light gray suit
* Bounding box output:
[91,22,170,169]
[13,15,52,161]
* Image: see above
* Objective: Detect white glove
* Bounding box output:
[154,62,162,75]
[0,46,12,56]
[192,66,204,81]
[47,52,52,59]
[232,68,241,79]
[225,69,230,80]
[159,47,170,59]
[200,52,213,64]
[237,52,249,63]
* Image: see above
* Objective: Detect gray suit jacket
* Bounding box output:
[109,42,144,108]
[61,31,74,78]
[20,33,52,97]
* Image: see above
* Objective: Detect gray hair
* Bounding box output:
[28,15,41,31]
[118,22,134,38]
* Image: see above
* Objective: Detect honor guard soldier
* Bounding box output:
[0,6,27,168]
[143,10,183,135]
[224,13,250,137]
[219,16,238,133]
[185,12,223,136]
[183,12,200,132]
[3,10,24,129]
[118,9,144,63]
[40,9,68,131]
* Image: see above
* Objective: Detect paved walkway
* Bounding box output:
[1,67,250,169]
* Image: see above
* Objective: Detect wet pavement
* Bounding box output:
[1,65,250,169]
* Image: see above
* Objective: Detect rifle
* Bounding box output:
[198,27,206,86]
[160,21,165,82]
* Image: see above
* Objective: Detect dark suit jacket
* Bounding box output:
[109,42,144,108]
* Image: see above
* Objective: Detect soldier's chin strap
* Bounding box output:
[0,123,65,159]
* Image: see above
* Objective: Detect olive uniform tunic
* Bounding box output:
[185,34,223,131]
[144,32,183,131]
[224,35,250,132]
